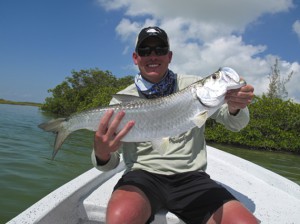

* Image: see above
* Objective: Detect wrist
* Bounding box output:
[229,108,240,116]
[95,152,111,166]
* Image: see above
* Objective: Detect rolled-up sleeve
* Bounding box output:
[211,104,250,132]
[91,150,120,172]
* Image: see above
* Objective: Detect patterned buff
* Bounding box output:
[135,70,176,99]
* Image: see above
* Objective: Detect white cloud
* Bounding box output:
[282,61,300,102]
[98,0,294,32]
[97,0,299,102]
[293,20,300,39]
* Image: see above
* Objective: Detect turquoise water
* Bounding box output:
[0,104,299,223]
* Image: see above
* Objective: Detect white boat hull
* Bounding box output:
[7,146,300,224]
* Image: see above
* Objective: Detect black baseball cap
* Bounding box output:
[135,26,169,52]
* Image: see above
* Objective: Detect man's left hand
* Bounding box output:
[226,84,254,115]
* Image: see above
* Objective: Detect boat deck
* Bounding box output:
[7,146,300,224]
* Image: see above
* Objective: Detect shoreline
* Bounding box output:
[0,99,42,107]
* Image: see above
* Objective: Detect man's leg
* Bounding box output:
[207,200,259,224]
[106,185,152,224]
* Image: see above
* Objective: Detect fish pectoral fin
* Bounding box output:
[151,138,170,155]
[191,111,208,128]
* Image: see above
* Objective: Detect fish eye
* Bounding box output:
[212,73,218,79]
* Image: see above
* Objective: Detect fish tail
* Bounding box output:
[38,118,70,159]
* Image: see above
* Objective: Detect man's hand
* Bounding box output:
[94,109,135,163]
[226,84,254,115]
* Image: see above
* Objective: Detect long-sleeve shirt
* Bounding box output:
[91,74,250,175]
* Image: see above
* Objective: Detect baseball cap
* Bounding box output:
[135,26,169,52]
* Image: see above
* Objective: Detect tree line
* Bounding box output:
[41,69,133,116]
[41,64,300,153]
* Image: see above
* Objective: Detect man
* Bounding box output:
[92,26,257,224]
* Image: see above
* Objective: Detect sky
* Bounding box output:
[0,0,299,103]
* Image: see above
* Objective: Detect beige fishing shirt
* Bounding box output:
[91,74,250,175]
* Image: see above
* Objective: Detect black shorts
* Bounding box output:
[114,169,236,224]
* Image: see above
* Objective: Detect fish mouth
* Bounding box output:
[221,67,239,83]
[227,79,247,90]
[220,67,247,90]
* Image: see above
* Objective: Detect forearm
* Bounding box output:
[212,104,250,132]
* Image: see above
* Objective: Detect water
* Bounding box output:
[0,104,299,223]
[0,104,93,223]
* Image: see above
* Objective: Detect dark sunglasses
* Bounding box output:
[137,46,169,57]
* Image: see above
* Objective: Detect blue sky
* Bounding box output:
[1,0,300,103]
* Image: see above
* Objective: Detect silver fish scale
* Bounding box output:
[65,85,203,142]
[118,88,201,142]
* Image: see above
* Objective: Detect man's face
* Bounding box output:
[133,37,173,83]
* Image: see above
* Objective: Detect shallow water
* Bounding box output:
[0,104,93,222]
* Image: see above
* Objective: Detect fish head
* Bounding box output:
[195,67,246,107]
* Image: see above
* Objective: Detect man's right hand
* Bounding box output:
[94,109,135,164]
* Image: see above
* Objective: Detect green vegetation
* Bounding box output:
[40,65,300,153]
[41,68,134,116]
[0,99,42,107]
[205,95,300,153]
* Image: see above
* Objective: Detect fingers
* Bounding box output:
[98,109,114,135]
[114,120,135,142]
[226,84,255,109]
[105,110,125,138]
[94,109,134,156]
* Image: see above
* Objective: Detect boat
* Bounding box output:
[7,146,300,224]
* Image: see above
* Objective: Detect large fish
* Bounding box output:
[39,67,246,158]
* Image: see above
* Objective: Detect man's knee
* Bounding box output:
[208,200,259,224]
[106,185,152,224]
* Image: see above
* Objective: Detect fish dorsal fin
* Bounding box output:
[151,137,170,155]
[191,111,208,128]
[112,94,143,104]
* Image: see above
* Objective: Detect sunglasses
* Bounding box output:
[137,46,169,57]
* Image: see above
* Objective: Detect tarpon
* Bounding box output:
[38,67,246,158]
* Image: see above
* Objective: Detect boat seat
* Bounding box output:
[83,168,184,224]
